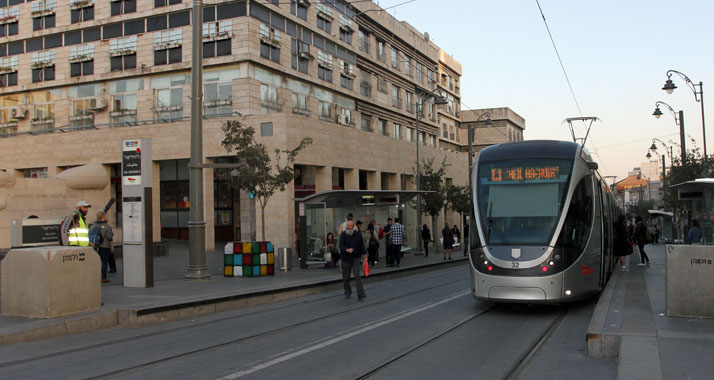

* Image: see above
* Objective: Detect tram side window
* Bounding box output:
[556,175,593,251]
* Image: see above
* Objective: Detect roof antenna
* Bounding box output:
[563,116,600,145]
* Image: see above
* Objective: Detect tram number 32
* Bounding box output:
[511,262,519,268]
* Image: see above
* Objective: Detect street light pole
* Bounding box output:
[663,70,706,159]
[186,0,210,281]
[467,113,493,197]
[653,101,686,164]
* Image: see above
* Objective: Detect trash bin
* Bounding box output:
[278,247,292,271]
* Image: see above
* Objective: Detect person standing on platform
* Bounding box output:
[390,218,406,267]
[61,201,91,247]
[614,214,631,271]
[442,223,454,260]
[634,216,650,266]
[421,224,431,257]
[687,220,703,245]
[383,218,393,266]
[338,221,366,301]
[366,223,380,267]
[93,211,114,283]
[452,224,461,247]
[463,223,470,257]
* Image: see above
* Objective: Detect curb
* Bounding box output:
[1,258,467,345]
[586,267,621,357]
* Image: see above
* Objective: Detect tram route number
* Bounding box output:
[511,262,519,268]
[491,166,560,182]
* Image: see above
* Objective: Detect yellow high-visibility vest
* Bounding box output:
[68,213,89,247]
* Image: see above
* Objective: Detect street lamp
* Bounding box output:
[652,100,686,164]
[467,112,493,196]
[662,70,706,159]
[649,138,674,168]
[414,87,447,255]
[647,141,670,211]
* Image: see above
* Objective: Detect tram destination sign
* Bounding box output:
[122,139,142,186]
[490,166,561,182]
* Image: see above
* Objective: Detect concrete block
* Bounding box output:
[1,246,101,318]
[666,245,714,318]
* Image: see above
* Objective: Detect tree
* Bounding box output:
[665,145,714,210]
[416,157,449,240]
[446,184,471,217]
[221,119,312,241]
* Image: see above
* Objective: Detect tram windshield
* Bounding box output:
[477,159,572,245]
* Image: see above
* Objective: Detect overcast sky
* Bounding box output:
[382,0,714,181]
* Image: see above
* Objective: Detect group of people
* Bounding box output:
[421,224,462,260]
[60,201,116,283]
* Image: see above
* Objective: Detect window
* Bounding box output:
[427,69,434,84]
[338,15,352,44]
[204,69,236,117]
[406,127,414,142]
[291,39,310,74]
[29,89,61,133]
[404,56,411,77]
[259,24,281,64]
[317,50,333,83]
[155,0,181,7]
[288,78,310,115]
[0,7,19,36]
[260,84,279,114]
[32,0,56,31]
[377,40,385,62]
[378,119,387,136]
[428,134,436,147]
[203,20,232,58]
[70,0,93,23]
[69,44,94,77]
[393,123,401,139]
[361,115,371,131]
[110,36,137,71]
[419,131,425,145]
[416,63,423,84]
[359,71,371,97]
[377,77,387,93]
[358,29,369,53]
[392,86,401,108]
[31,51,55,83]
[109,78,142,126]
[0,94,23,135]
[406,92,413,112]
[290,0,308,20]
[111,0,136,16]
[0,57,18,88]
[340,61,354,90]
[556,175,594,256]
[391,48,398,70]
[316,2,332,33]
[152,74,186,121]
[154,29,182,66]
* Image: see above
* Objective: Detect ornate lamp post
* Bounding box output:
[652,100,686,164]
[467,112,493,197]
[662,70,706,159]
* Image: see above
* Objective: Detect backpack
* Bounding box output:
[89,223,104,247]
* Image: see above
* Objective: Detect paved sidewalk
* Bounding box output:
[0,241,467,345]
[587,243,714,380]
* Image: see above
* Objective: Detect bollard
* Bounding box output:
[278,247,292,272]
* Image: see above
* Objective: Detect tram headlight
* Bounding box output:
[565,289,572,296]
[548,261,555,266]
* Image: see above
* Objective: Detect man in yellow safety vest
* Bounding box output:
[61,201,91,246]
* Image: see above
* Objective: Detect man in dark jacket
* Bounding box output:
[634,216,650,266]
[339,220,367,300]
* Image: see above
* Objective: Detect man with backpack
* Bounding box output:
[90,211,114,283]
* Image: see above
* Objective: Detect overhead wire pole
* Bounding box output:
[186,0,210,281]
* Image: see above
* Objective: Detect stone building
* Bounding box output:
[0,0,473,250]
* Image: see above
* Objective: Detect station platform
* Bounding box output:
[587,243,714,380]
[0,241,467,345]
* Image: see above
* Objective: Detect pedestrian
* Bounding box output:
[338,221,367,301]
[614,214,631,271]
[369,220,381,265]
[390,218,406,267]
[355,220,362,232]
[463,223,469,257]
[452,224,461,246]
[442,223,454,260]
[93,211,114,283]
[653,225,660,244]
[634,216,650,266]
[366,223,380,267]
[383,218,393,266]
[61,201,91,247]
[337,213,354,248]
[324,232,340,268]
[687,219,703,245]
[421,224,431,257]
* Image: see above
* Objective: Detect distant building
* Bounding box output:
[460,107,525,155]
[614,169,663,211]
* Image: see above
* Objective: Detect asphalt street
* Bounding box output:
[0,266,616,380]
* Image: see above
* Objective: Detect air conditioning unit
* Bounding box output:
[88,97,106,111]
[10,107,28,119]
[338,114,350,126]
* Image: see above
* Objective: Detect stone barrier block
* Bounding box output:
[666,245,714,318]
[1,246,101,318]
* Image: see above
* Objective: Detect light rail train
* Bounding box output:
[469,140,616,303]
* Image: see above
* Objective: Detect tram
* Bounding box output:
[469,140,617,303]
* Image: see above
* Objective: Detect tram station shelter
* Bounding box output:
[295,190,426,266]
[647,209,675,243]
[672,178,714,245]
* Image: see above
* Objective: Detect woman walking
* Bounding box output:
[421,224,431,257]
[634,216,650,266]
[614,215,631,271]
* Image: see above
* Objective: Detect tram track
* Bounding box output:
[0,268,469,379]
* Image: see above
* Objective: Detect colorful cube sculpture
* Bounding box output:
[225,241,275,277]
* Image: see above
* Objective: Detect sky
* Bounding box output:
[379,0,714,182]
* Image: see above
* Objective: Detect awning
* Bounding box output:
[294,190,433,208]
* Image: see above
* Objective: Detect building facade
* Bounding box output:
[460,107,525,155]
[0,0,471,250]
